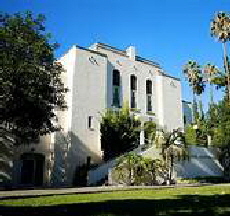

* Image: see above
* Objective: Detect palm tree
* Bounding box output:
[211,11,230,102]
[113,153,144,186]
[203,63,219,104]
[183,60,205,123]
[164,144,187,182]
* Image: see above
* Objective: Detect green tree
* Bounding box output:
[182,60,205,123]
[112,153,168,186]
[210,11,230,102]
[1,11,67,145]
[164,144,188,182]
[203,63,219,105]
[113,153,143,185]
[100,102,141,161]
[163,130,189,183]
[144,120,156,146]
[185,125,197,145]
[210,99,230,146]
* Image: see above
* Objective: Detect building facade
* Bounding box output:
[11,42,184,187]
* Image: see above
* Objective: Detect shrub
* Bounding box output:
[111,153,168,186]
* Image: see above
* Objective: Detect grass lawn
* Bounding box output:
[0,186,230,216]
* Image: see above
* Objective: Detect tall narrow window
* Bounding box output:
[88,116,93,129]
[112,70,120,107]
[130,75,137,109]
[146,80,152,112]
[144,122,149,145]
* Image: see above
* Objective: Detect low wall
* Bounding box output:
[175,146,223,179]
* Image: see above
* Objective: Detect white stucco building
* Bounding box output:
[10,42,184,187]
[57,42,183,180]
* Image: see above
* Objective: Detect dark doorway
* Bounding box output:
[20,153,45,186]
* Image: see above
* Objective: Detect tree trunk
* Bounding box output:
[192,93,197,124]
[222,42,230,103]
[210,83,214,105]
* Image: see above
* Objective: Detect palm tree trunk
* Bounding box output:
[210,83,214,105]
[192,92,197,124]
[222,42,230,103]
[199,98,204,120]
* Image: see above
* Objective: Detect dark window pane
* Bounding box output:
[146,95,152,111]
[113,70,120,86]
[144,127,149,144]
[88,116,93,129]
[113,86,120,107]
[131,75,137,90]
[131,90,136,108]
[146,80,152,94]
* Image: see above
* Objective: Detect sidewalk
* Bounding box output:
[0,183,229,199]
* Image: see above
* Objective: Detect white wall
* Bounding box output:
[94,44,183,133]
[50,43,184,186]
[10,43,185,187]
[161,75,183,132]
[95,45,159,118]
[58,46,108,185]
[175,146,223,178]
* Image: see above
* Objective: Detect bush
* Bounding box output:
[111,153,168,186]
[100,103,141,161]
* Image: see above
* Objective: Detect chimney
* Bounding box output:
[126,46,136,60]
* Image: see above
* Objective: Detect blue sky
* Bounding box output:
[3,0,229,109]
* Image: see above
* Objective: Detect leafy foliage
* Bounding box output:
[144,120,156,145]
[100,103,141,161]
[185,98,230,147]
[182,60,205,96]
[185,126,196,145]
[1,11,67,143]
[210,11,230,101]
[203,64,220,81]
[211,60,230,90]
[182,60,206,124]
[210,11,230,43]
[111,153,168,186]
[162,129,188,162]
[209,100,230,146]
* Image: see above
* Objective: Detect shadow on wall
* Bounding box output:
[50,131,102,187]
[0,159,12,187]
[0,138,13,187]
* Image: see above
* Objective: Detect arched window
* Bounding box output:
[146,80,152,112]
[130,75,137,108]
[112,70,120,107]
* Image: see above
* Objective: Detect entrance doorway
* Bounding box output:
[20,153,45,186]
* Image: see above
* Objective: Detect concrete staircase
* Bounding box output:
[87,145,224,186]
[87,144,162,186]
